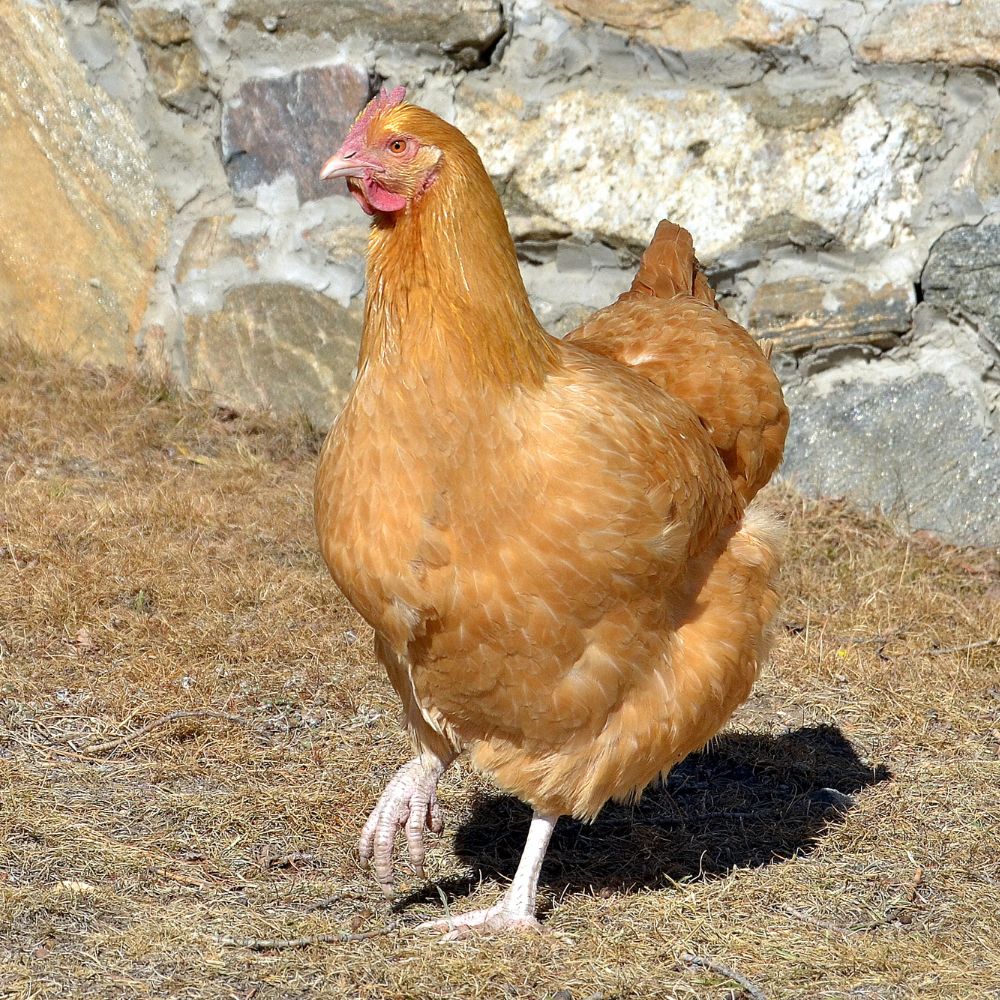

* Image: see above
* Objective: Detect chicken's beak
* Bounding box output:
[320,151,374,180]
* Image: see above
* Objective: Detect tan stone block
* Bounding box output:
[144,41,209,114]
[132,8,193,46]
[550,0,813,52]
[860,0,1000,70]
[973,121,1000,203]
[132,8,210,114]
[0,5,166,364]
[225,0,503,52]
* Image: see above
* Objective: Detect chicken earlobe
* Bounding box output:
[358,752,451,896]
[418,811,558,940]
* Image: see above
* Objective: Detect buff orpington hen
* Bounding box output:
[315,88,788,938]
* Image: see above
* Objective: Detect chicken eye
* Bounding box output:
[388,138,407,154]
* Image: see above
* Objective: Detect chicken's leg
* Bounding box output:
[419,811,558,940]
[359,752,450,896]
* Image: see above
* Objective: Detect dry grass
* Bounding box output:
[1,338,998,1000]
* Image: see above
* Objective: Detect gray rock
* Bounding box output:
[781,370,1000,547]
[185,283,362,427]
[750,276,913,357]
[745,89,849,133]
[739,213,838,253]
[225,0,504,54]
[221,65,370,203]
[922,224,1000,360]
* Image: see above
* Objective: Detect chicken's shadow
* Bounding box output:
[422,723,890,903]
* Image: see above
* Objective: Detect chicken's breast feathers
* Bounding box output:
[317,340,744,812]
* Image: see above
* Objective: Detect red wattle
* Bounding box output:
[363,178,407,214]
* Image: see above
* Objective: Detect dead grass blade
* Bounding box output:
[213,923,402,951]
[80,710,261,754]
[923,637,999,656]
[680,952,768,1000]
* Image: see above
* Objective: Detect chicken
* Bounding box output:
[315,87,788,937]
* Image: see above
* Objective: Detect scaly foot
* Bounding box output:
[417,899,542,941]
[359,755,446,896]
[418,811,559,941]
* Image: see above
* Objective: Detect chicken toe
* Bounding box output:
[359,755,447,895]
[419,904,542,941]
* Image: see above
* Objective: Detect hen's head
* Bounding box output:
[320,87,446,217]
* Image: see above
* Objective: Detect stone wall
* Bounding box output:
[4,0,998,545]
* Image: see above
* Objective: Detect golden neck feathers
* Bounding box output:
[357,122,558,391]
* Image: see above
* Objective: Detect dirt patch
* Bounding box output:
[1,340,998,998]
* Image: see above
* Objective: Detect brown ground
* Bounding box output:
[1,339,998,1000]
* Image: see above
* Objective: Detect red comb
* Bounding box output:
[344,86,407,148]
[369,86,407,119]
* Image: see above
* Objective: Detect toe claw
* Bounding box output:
[428,798,444,834]
[358,839,373,868]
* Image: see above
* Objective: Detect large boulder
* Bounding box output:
[456,86,938,261]
[0,4,166,364]
[185,283,362,427]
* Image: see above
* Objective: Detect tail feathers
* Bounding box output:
[628,220,719,309]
